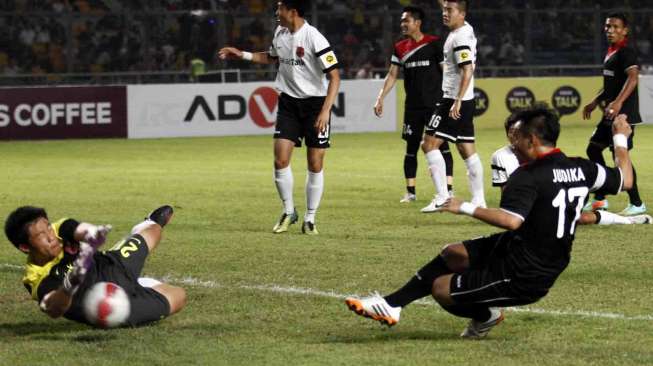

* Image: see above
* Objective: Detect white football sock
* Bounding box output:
[425,149,449,199]
[274,166,295,214]
[305,170,324,223]
[138,277,162,288]
[465,153,486,206]
[597,211,632,225]
[131,219,157,235]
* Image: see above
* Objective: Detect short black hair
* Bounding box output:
[506,101,551,135]
[513,106,560,147]
[279,0,309,17]
[607,12,629,27]
[5,206,48,250]
[403,6,425,22]
[447,0,468,13]
[504,112,521,135]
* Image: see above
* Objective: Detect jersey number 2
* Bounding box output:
[551,187,589,238]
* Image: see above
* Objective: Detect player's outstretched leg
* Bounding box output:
[130,205,174,252]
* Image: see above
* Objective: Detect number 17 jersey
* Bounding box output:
[499,150,622,279]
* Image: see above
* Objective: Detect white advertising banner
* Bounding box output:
[127,80,396,139]
[640,75,653,124]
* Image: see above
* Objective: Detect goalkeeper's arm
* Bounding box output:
[39,224,112,318]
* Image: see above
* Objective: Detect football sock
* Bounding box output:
[385,255,451,308]
[441,144,454,177]
[465,153,485,205]
[131,219,157,235]
[447,184,453,192]
[441,304,492,322]
[627,165,643,206]
[587,144,607,201]
[404,153,418,180]
[425,149,449,199]
[596,210,631,225]
[138,277,162,288]
[305,170,324,223]
[274,166,295,214]
[407,186,416,195]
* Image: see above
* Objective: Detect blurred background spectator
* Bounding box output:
[0,0,651,82]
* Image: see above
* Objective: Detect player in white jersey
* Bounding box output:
[491,111,650,225]
[421,0,486,213]
[219,0,340,235]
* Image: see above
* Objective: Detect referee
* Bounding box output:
[582,13,645,216]
[219,0,340,235]
[374,6,454,204]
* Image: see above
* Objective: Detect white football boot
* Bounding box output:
[345,293,401,327]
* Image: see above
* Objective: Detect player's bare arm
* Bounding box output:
[315,68,340,133]
[218,47,278,65]
[612,114,633,190]
[374,64,399,117]
[40,289,73,318]
[442,196,523,230]
[605,67,639,119]
[582,89,604,120]
[449,63,473,120]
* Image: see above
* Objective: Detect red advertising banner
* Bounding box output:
[0,86,127,140]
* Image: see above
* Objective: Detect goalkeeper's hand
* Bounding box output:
[83,224,112,248]
[63,222,112,293]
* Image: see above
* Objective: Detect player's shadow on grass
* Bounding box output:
[0,321,118,343]
[323,329,459,344]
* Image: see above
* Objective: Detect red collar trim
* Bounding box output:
[537,148,561,159]
[606,38,628,58]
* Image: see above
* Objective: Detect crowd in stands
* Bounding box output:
[0,0,651,78]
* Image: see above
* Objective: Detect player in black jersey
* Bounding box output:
[374,6,453,203]
[583,13,645,216]
[345,107,633,338]
[4,205,186,327]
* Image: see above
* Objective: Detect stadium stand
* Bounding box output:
[0,0,650,82]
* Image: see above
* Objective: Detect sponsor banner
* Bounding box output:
[395,77,601,128]
[474,77,602,126]
[640,75,653,124]
[0,86,127,140]
[127,80,395,139]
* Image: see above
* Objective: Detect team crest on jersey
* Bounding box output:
[461,52,469,60]
[296,46,304,58]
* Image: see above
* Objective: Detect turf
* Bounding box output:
[0,121,652,365]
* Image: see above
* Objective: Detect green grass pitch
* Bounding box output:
[1,120,652,365]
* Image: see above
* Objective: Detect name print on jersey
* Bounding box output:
[552,168,586,183]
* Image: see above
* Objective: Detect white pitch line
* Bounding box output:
[3,263,652,321]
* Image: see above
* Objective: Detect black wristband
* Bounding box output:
[59,218,80,244]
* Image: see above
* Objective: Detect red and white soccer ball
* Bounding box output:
[83,282,131,328]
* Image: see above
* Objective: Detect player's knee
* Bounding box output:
[274,158,290,170]
[441,243,469,273]
[307,161,323,173]
[167,286,187,315]
[431,276,453,306]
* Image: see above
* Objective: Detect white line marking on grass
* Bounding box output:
[162,274,653,322]
[3,263,652,321]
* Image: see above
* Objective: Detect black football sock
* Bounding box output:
[441,304,491,322]
[407,186,416,195]
[404,155,417,181]
[587,144,607,201]
[384,255,452,308]
[627,165,643,206]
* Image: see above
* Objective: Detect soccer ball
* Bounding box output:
[83,282,131,328]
